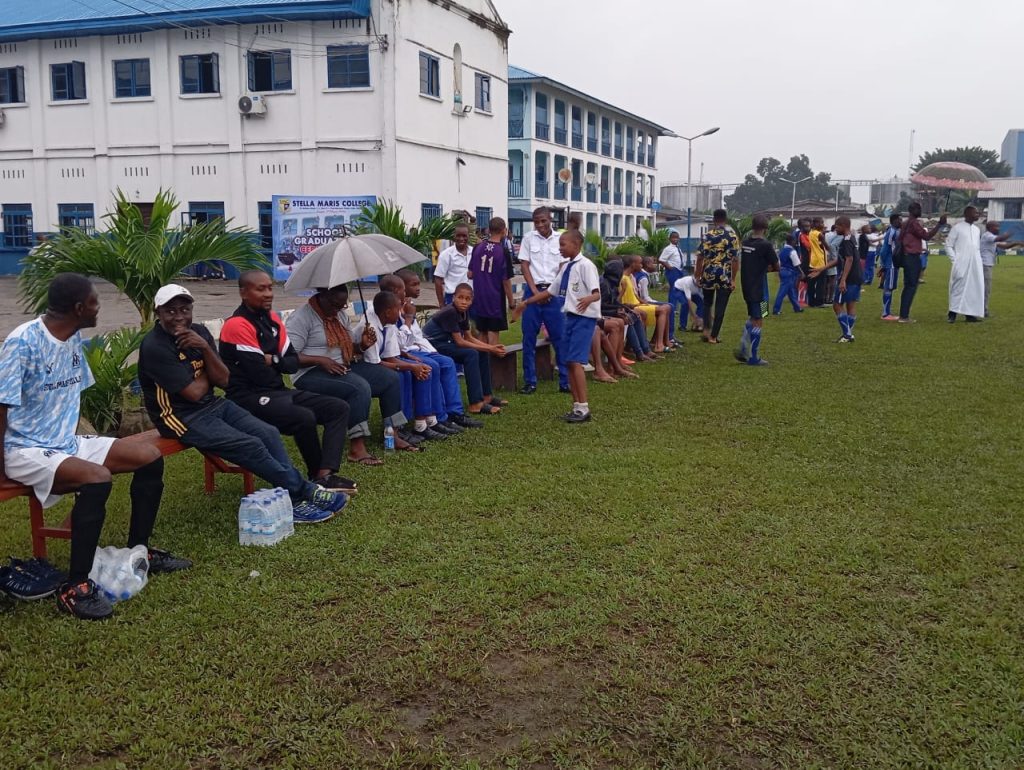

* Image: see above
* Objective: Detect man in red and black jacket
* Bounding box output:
[218,270,357,494]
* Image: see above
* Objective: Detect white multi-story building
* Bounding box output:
[0,0,510,273]
[506,66,671,241]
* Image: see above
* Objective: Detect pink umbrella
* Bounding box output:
[911,161,994,191]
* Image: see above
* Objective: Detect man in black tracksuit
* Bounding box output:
[218,270,356,494]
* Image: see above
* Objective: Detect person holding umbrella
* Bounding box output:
[896,202,946,323]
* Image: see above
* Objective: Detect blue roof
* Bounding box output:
[0,0,371,43]
[508,65,674,136]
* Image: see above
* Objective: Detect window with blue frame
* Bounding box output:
[535,92,548,140]
[419,52,440,98]
[2,204,33,248]
[258,201,273,251]
[113,59,150,98]
[421,203,443,223]
[554,99,566,145]
[601,117,611,156]
[187,201,225,226]
[51,61,86,101]
[475,207,493,228]
[474,73,491,112]
[180,53,220,94]
[248,50,291,92]
[58,203,95,233]
[587,112,597,153]
[327,45,370,89]
[0,66,26,104]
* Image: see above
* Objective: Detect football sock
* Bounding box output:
[748,326,763,361]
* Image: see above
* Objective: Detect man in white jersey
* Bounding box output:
[0,274,190,621]
[516,206,569,394]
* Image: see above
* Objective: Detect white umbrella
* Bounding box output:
[283,233,429,318]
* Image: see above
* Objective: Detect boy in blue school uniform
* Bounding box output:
[512,229,601,423]
[772,234,804,315]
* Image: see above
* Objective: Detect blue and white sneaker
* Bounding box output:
[291,501,335,525]
[310,487,349,514]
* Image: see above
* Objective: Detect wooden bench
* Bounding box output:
[490,339,554,391]
[0,430,255,559]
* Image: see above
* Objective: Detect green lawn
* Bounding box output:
[2,259,1022,768]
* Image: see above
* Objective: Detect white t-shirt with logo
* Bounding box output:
[551,256,601,319]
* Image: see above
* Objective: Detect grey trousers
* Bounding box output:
[983,264,993,315]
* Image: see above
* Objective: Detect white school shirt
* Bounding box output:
[397,314,437,354]
[358,308,401,365]
[673,274,698,301]
[979,231,998,267]
[552,256,602,319]
[659,243,683,270]
[866,232,882,252]
[434,244,472,295]
[518,229,562,285]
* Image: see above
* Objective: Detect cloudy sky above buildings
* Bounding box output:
[499,0,1022,200]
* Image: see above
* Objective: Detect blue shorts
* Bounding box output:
[563,314,597,365]
[833,282,862,304]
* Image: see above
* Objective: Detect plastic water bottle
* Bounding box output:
[238,495,256,546]
[384,424,396,453]
[270,490,285,544]
[259,495,275,546]
[278,489,294,539]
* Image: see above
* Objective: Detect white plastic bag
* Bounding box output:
[88,545,150,603]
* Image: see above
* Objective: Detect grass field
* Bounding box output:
[2,258,1022,769]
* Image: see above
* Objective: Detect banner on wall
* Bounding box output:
[271,194,377,282]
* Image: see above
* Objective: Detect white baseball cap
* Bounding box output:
[154,284,193,308]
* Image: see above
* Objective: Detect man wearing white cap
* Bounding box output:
[138,284,349,525]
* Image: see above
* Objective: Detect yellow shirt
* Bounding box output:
[808,229,826,269]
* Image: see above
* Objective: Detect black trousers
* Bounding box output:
[702,288,732,339]
[231,390,349,478]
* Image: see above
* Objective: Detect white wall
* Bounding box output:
[0,0,508,246]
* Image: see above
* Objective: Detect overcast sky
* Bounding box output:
[499,0,1023,201]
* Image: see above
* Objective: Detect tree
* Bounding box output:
[19,189,266,327]
[613,220,671,260]
[913,146,1010,178]
[725,155,850,214]
[354,199,464,257]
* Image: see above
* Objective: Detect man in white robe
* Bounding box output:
[944,206,985,322]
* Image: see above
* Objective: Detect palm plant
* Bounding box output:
[583,230,611,271]
[354,199,464,256]
[19,189,266,327]
[80,327,146,435]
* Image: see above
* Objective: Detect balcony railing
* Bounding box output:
[601,141,611,156]
[626,149,635,163]
[600,190,610,204]
[587,137,597,153]
[636,194,644,208]
[637,150,645,165]
[648,152,655,167]
[614,146,623,160]
[586,188,597,203]
[508,179,524,198]
[626,192,634,206]
[554,127,567,145]
[554,181,567,200]
[613,192,622,205]
[535,180,549,198]
[571,133,583,150]
[536,122,549,141]
[571,186,582,202]
[508,118,524,138]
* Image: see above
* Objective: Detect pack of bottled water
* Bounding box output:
[88,544,149,602]
[237,488,294,546]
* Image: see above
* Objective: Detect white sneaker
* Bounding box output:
[582,363,595,372]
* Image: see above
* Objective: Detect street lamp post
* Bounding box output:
[682,127,720,270]
[781,175,813,225]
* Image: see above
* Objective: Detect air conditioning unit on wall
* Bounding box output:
[238,94,267,116]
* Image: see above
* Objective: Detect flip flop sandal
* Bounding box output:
[349,454,384,467]
[487,397,510,407]
[398,443,423,452]
[476,403,502,415]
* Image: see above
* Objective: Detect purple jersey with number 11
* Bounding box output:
[469,240,508,319]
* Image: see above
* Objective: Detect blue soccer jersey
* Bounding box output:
[0,319,94,453]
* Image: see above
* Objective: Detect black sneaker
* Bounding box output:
[413,426,448,441]
[147,548,194,575]
[449,413,483,429]
[519,384,537,395]
[434,421,463,435]
[397,428,424,445]
[0,557,66,600]
[56,579,113,620]
[314,473,359,494]
[561,410,592,423]
[558,386,572,394]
